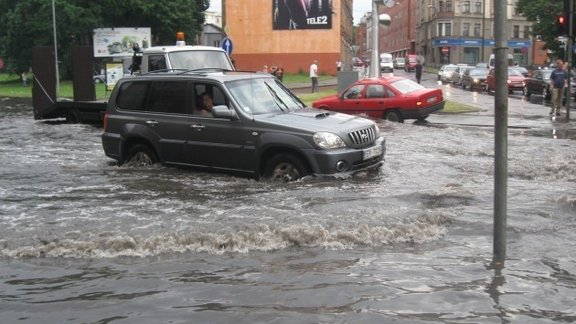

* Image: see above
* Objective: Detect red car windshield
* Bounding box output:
[389,79,425,94]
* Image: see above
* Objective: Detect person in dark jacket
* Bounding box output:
[415,60,423,84]
[550,59,567,116]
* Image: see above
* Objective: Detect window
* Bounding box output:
[513,25,520,39]
[463,23,470,37]
[473,23,481,37]
[147,55,167,72]
[439,0,452,12]
[366,85,386,98]
[116,81,148,111]
[474,1,482,14]
[523,26,530,39]
[438,22,452,37]
[343,85,364,99]
[462,1,470,13]
[146,81,188,114]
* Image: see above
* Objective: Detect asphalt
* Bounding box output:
[287,71,576,136]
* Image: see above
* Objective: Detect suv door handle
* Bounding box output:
[191,124,205,130]
[145,120,159,126]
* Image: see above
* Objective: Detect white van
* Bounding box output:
[488,54,514,69]
[380,53,394,73]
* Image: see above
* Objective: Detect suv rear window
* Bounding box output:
[116,81,188,114]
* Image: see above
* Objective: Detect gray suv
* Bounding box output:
[101,71,385,181]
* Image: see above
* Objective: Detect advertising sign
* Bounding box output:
[105,63,125,91]
[273,0,332,30]
[93,28,151,58]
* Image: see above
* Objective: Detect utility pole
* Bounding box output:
[566,0,573,121]
[369,1,380,78]
[492,0,508,266]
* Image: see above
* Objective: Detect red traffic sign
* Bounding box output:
[441,47,449,54]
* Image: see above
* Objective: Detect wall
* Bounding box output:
[225,0,348,75]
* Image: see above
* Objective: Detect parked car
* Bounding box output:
[461,67,489,91]
[393,57,406,69]
[93,74,106,84]
[101,71,385,182]
[524,68,576,102]
[353,57,365,67]
[524,69,552,100]
[450,65,472,86]
[438,64,459,83]
[311,76,445,123]
[511,66,529,77]
[486,67,525,94]
[404,54,419,72]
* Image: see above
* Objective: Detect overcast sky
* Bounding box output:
[207,1,372,25]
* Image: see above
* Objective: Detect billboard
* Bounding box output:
[273,0,333,30]
[93,28,151,58]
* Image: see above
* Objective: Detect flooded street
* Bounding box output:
[1,93,575,323]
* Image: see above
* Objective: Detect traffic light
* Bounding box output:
[557,14,567,35]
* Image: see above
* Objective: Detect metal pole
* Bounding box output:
[369,0,380,78]
[492,0,508,266]
[567,0,574,121]
[481,0,486,62]
[51,0,60,98]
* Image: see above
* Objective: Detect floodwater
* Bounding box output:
[1,97,575,323]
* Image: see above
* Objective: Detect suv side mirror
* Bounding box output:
[213,105,239,120]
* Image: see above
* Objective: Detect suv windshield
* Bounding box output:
[168,50,234,71]
[227,77,305,115]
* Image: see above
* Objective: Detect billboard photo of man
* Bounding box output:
[273,0,333,30]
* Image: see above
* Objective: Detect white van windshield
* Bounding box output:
[168,50,235,71]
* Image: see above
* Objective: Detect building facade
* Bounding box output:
[223,0,353,75]
[415,0,533,67]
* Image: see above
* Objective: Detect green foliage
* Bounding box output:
[516,0,564,60]
[0,0,208,77]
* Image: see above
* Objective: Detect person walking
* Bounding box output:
[21,71,28,86]
[550,58,567,116]
[310,60,318,93]
[415,60,423,84]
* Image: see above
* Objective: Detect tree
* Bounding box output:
[517,0,565,62]
[0,0,209,78]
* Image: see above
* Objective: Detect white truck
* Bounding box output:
[380,53,394,73]
[135,44,235,74]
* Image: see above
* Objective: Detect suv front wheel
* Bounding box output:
[124,144,158,167]
[263,153,310,182]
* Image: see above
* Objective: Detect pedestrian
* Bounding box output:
[263,65,268,73]
[21,71,28,86]
[415,60,423,84]
[336,60,342,72]
[310,60,318,93]
[275,65,284,82]
[550,58,567,116]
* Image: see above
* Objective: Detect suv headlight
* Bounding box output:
[313,132,346,149]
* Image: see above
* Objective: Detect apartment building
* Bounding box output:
[358,0,541,67]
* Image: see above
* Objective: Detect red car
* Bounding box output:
[485,67,525,94]
[311,77,445,123]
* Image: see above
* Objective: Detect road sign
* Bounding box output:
[441,47,449,54]
[221,37,233,55]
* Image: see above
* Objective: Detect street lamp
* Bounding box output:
[369,0,393,78]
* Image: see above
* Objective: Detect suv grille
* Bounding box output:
[348,127,376,146]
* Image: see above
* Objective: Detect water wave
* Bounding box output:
[0,209,458,259]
